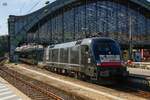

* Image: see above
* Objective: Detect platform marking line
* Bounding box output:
[0,88,9,92]
[0,85,6,89]
[0,94,18,100]
[0,86,7,89]
[0,90,11,93]
[0,81,22,100]
[0,85,6,87]
[0,84,6,86]
[21,67,126,100]
[0,91,13,96]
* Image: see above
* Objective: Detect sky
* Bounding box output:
[0,0,150,36]
[0,0,56,36]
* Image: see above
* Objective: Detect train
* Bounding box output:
[15,37,129,82]
[15,44,44,65]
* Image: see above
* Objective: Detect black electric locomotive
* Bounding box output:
[45,37,128,81]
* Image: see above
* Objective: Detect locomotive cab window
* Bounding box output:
[92,40,121,61]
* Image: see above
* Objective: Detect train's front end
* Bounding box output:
[92,38,128,80]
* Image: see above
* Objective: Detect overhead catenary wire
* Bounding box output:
[19,1,27,14]
[27,0,43,14]
[20,0,33,14]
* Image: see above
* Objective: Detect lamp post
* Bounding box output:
[36,1,49,64]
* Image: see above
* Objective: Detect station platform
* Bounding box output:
[0,76,30,100]
[128,68,150,78]
[128,62,150,69]
[127,67,150,90]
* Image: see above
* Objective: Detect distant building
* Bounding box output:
[8,0,150,61]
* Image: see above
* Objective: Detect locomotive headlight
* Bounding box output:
[96,62,101,66]
[89,40,92,43]
[97,63,101,66]
[88,58,91,63]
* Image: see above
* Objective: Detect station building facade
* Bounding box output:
[8,0,150,61]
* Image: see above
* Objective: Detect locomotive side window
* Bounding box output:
[38,50,44,61]
[60,48,69,63]
[64,48,69,63]
[52,49,58,62]
[70,46,79,64]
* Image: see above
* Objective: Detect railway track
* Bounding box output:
[0,66,65,100]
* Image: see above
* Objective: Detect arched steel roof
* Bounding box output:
[26,0,150,16]
[8,0,150,46]
[15,0,150,33]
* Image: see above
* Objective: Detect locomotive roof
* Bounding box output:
[49,37,114,49]
[52,41,77,49]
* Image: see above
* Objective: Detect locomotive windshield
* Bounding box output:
[92,39,121,61]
